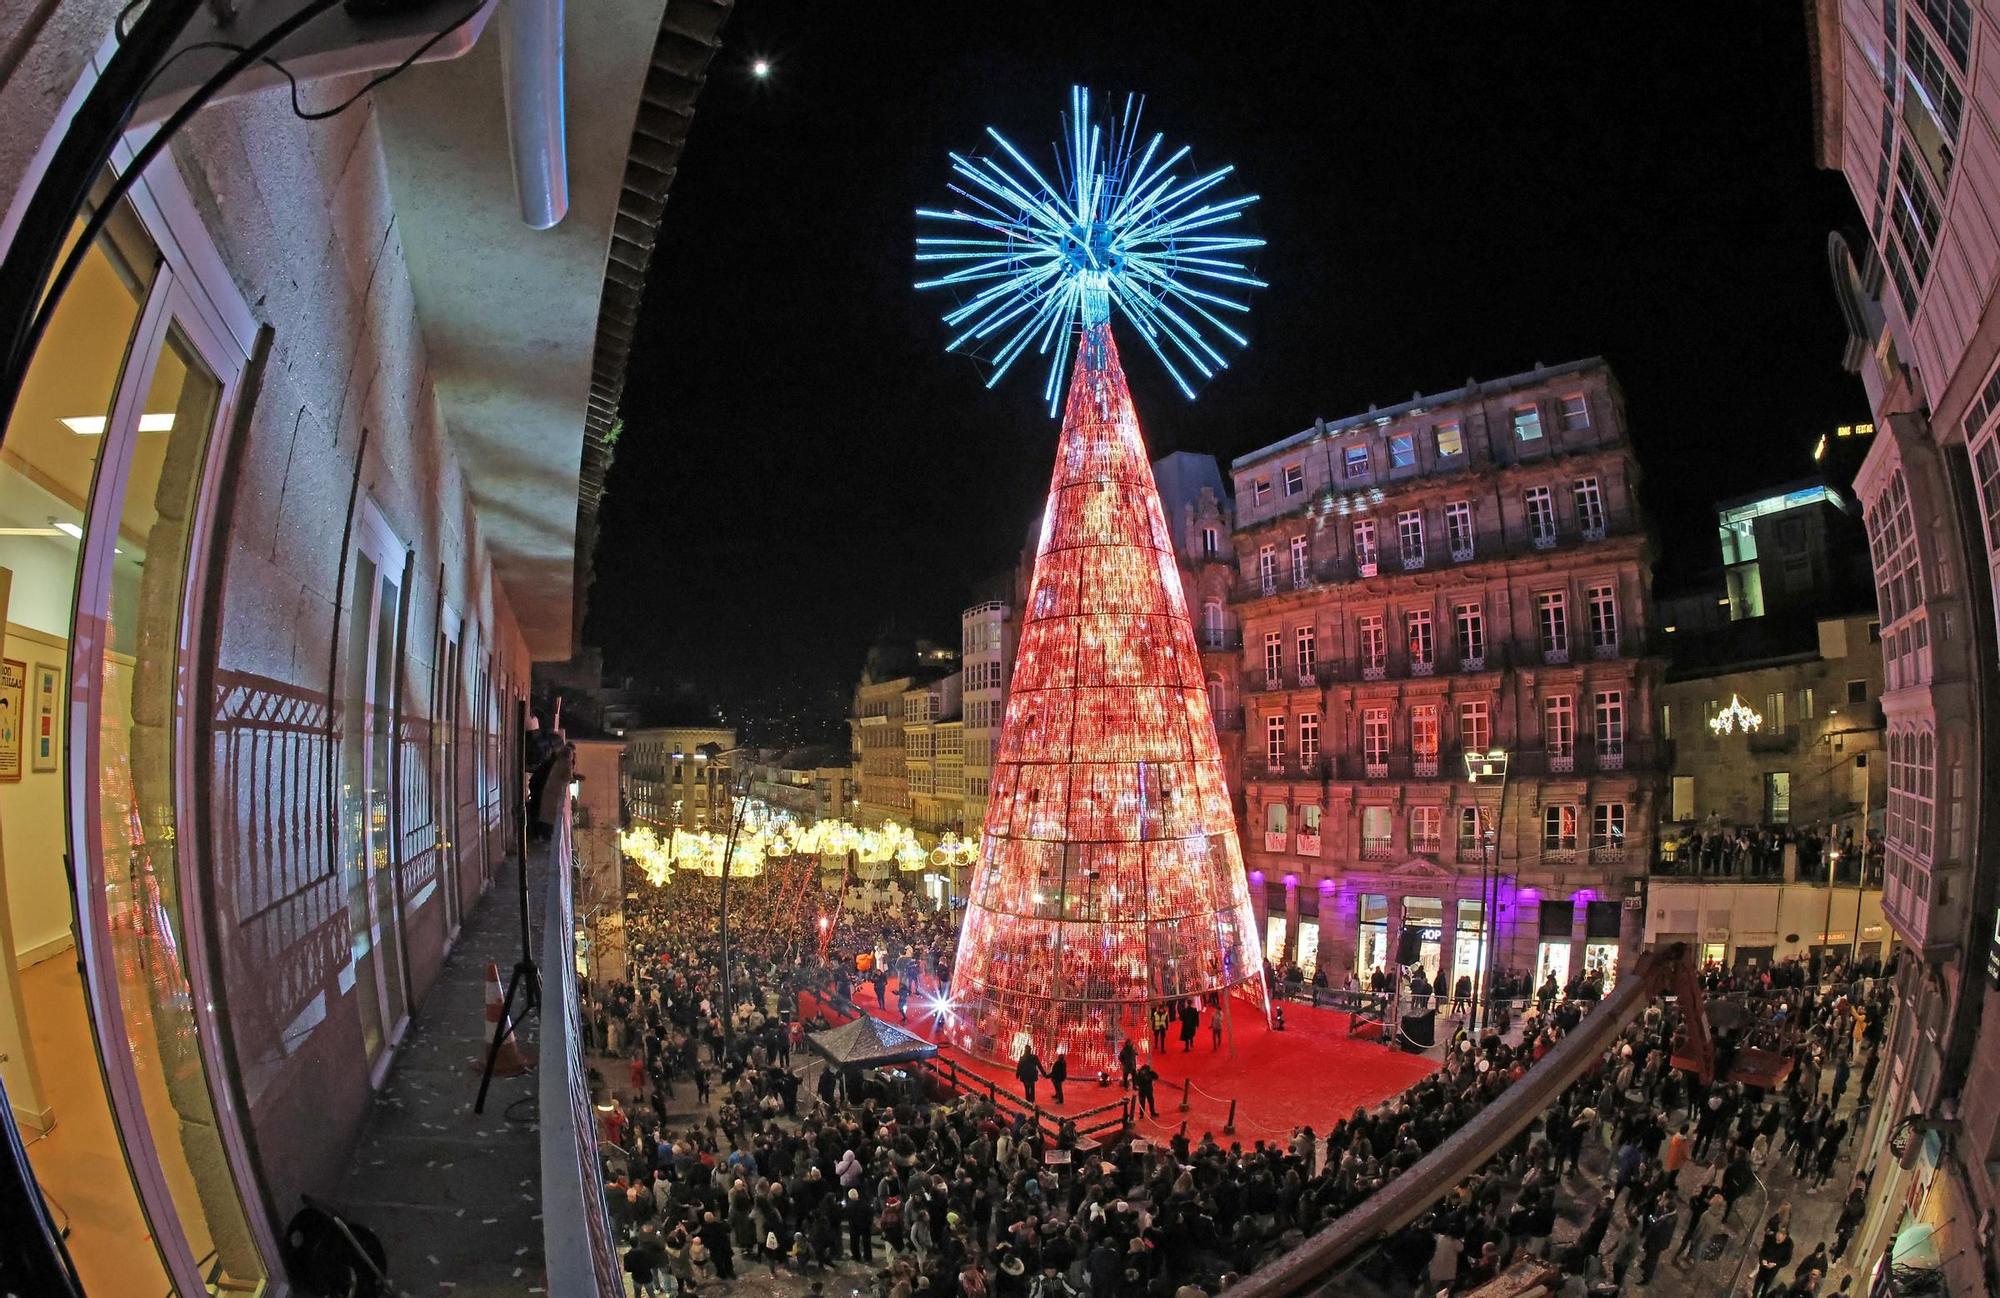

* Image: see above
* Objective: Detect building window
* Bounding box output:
[1559,393,1591,432]
[1296,625,1317,681]
[1353,518,1378,572]
[1435,420,1464,458]
[1459,698,1491,751]
[1671,776,1695,822]
[1411,704,1440,766]
[1202,525,1219,556]
[1445,499,1474,559]
[1266,714,1285,768]
[1903,18,1965,185]
[1360,805,1393,854]
[1799,686,1816,719]
[1259,542,1277,594]
[1511,404,1544,442]
[1358,613,1387,678]
[1411,805,1442,852]
[1542,805,1579,852]
[1591,802,1626,850]
[1573,476,1605,538]
[1397,509,1425,568]
[1847,678,1869,704]
[1594,690,1625,765]
[1363,708,1390,772]
[1544,694,1575,766]
[1406,609,1435,672]
[1537,590,1570,661]
[1526,485,1558,546]
[1203,600,1225,648]
[1389,432,1416,469]
[1764,690,1788,730]
[1284,463,1306,496]
[1343,444,1369,479]
[1764,771,1792,825]
[1290,533,1310,587]
[1454,600,1486,667]
[1915,0,1972,69]
[1299,711,1320,767]
[1264,631,1283,686]
[1458,806,1487,853]
[1253,478,1271,504]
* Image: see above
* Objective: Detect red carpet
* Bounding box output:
[802,980,1435,1143]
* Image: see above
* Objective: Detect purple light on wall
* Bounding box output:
[1283,873,1298,889]
[1318,878,1335,893]
[1571,888,1598,902]
[1250,870,1265,884]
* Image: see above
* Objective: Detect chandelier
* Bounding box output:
[1709,694,1764,736]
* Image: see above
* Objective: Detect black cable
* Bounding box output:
[13,0,343,393]
[131,2,484,122]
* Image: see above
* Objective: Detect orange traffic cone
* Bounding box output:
[470,960,535,1076]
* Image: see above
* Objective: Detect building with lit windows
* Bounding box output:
[1229,358,1665,995]
[903,671,964,837]
[621,725,739,831]
[1811,1,2000,1291]
[960,594,1019,840]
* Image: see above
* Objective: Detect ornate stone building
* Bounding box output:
[1228,358,1665,994]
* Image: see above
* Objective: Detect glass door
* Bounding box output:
[436,607,463,934]
[60,237,271,1291]
[342,501,411,1068]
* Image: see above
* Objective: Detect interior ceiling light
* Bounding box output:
[0,527,62,536]
[60,413,175,435]
[52,521,83,539]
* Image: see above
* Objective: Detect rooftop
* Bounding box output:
[1232,356,1607,470]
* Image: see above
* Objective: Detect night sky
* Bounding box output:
[586,2,1871,735]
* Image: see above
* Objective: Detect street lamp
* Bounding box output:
[699,742,752,1056]
[1464,748,1510,1034]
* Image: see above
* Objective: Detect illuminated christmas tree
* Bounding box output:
[916,89,1268,1075]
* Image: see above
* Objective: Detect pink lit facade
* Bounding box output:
[1812,1,2000,1288]
[1227,359,1664,996]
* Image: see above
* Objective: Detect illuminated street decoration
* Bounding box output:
[1710,694,1764,737]
[916,86,1265,415]
[618,808,929,885]
[916,89,1267,1075]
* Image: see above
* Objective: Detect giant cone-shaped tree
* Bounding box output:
[946,324,1264,1077]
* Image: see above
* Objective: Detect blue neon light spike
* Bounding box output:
[916,87,1266,414]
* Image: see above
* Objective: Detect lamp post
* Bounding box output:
[1464,748,1510,1034]
[700,742,751,1056]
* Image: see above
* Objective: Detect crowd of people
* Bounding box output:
[581,860,1894,1298]
[1657,821,1884,887]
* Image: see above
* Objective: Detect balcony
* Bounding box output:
[1746,725,1799,754]
[1211,708,1243,732]
[1232,515,1640,604]
[1413,756,1439,778]
[1400,551,1425,571]
[1200,628,1243,652]
[1245,756,1330,782]
[1592,640,1620,660]
[1450,544,1476,563]
[1542,645,1570,665]
[1530,531,1558,551]
[1581,523,1607,542]
[1547,750,1575,773]
[1360,842,1394,860]
[1361,661,1387,681]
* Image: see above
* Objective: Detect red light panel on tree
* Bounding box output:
[946,325,1265,1077]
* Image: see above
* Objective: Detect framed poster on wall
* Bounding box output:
[31,661,59,772]
[0,658,22,780]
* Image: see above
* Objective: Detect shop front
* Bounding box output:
[1536,898,1575,987]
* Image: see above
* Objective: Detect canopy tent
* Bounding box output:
[806,1014,940,1069]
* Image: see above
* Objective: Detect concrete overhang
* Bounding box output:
[373,0,725,660]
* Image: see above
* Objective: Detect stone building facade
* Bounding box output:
[622,725,738,832]
[1228,358,1665,994]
